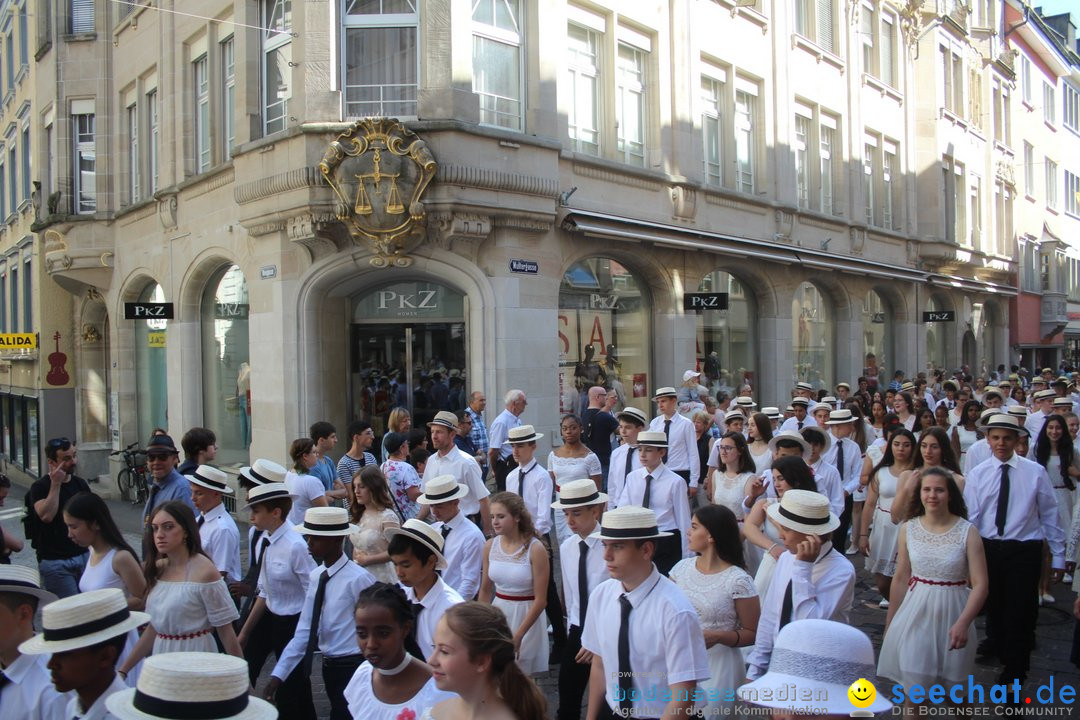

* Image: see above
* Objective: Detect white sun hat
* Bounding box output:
[186,465,235,495]
[551,478,608,509]
[20,588,149,655]
[738,618,892,715]
[240,482,294,511]
[294,506,359,537]
[761,407,783,420]
[385,518,448,570]
[590,505,671,541]
[978,413,1030,437]
[652,386,678,400]
[504,424,545,444]
[766,489,840,535]
[242,459,287,486]
[106,652,276,720]
[0,565,58,603]
[416,474,469,505]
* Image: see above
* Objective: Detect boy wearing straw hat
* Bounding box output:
[778,397,814,433]
[266,507,374,720]
[581,505,709,720]
[800,427,845,518]
[649,387,700,497]
[552,479,609,720]
[823,409,862,552]
[189,465,241,583]
[387,518,463,656]
[21,587,149,719]
[608,407,646,507]
[417,474,485,600]
[0,566,63,719]
[228,459,287,617]
[746,489,854,682]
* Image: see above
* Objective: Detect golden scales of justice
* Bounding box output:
[353,146,404,216]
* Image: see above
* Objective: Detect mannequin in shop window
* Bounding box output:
[236,362,251,449]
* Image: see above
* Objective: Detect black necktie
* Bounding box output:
[663,418,671,442]
[797,420,804,430]
[303,569,330,673]
[518,464,530,497]
[995,463,1010,537]
[578,540,589,628]
[618,594,634,713]
[642,474,653,509]
[145,484,162,528]
[240,537,270,624]
[197,515,205,528]
[624,447,635,480]
[0,670,10,695]
[441,525,452,540]
[836,441,845,486]
[779,580,794,628]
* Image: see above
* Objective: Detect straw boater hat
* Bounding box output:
[982,388,1005,402]
[294,506,359,537]
[784,405,795,413]
[616,407,648,426]
[795,382,814,394]
[1006,405,1029,419]
[724,410,746,424]
[385,518,448,570]
[738,619,892,715]
[819,396,837,406]
[427,410,459,430]
[504,424,544,445]
[186,465,234,495]
[734,396,757,409]
[825,409,857,425]
[0,565,57,603]
[900,382,915,393]
[682,370,700,383]
[635,430,668,449]
[1053,397,1073,409]
[978,408,998,423]
[241,459,287,486]
[767,488,840,535]
[652,386,678,400]
[978,413,1029,436]
[790,397,810,408]
[1034,388,1057,401]
[590,505,671,541]
[761,407,782,421]
[551,478,608,509]
[768,431,811,459]
[106,652,276,720]
[835,382,851,391]
[416,474,469,504]
[20,588,148,655]
[240,482,294,512]
[1032,377,1048,387]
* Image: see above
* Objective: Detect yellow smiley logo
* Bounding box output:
[848,678,877,709]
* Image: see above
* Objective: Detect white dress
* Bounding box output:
[749,447,772,476]
[878,518,976,687]
[1043,455,1076,539]
[488,537,548,674]
[146,578,239,654]
[954,426,978,463]
[548,451,602,545]
[867,466,901,576]
[349,507,399,584]
[79,547,142,684]
[712,471,760,575]
[670,559,757,714]
[344,661,454,720]
[750,499,784,597]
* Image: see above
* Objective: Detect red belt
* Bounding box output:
[158,628,212,641]
[877,505,892,513]
[495,592,535,602]
[908,576,967,591]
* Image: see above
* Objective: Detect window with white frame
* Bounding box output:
[194,55,210,173]
[472,0,523,130]
[995,182,1013,257]
[820,118,837,215]
[1065,83,1079,133]
[969,175,981,247]
[343,0,418,119]
[1024,142,1034,195]
[1020,239,1038,291]
[615,39,647,167]
[5,24,13,92]
[18,5,27,69]
[263,0,292,136]
[992,77,1010,144]
[734,80,757,194]
[701,71,723,187]
[1066,170,1080,218]
[794,0,836,53]
[1047,158,1059,209]
[7,143,15,212]
[863,138,876,226]
[1044,81,1056,126]
[147,90,158,193]
[0,156,6,219]
[70,0,93,34]
[72,108,95,214]
[940,45,964,116]
[969,69,982,130]
[860,4,897,87]
[127,103,139,203]
[222,37,235,159]
[1021,55,1032,105]
[880,12,896,87]
[943,157,965,243]
[567,14,601,156]
[795,112,810,209]
[44,119,54,196]
[883,142,896,230]
[19,126,28,205]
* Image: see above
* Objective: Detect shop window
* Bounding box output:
[696,271,755,396]
[135,283,168,445]
[201,265,250,465]
[862,290,891,385]
[925,295,949,372]
[559,257,650,416]
[792,282,833,390]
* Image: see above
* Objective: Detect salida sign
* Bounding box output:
[0,333,36,349]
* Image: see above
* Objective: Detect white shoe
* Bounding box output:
[1065,573,1073,584]
[878,598,889,609]
[1041,593,1055,605]
[845,545,858,555]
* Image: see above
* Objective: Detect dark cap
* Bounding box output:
[146,434,179,455]
[383,432,408,456]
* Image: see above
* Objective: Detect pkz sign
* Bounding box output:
[354,282,465,321]
[124,302,174,320]
[683,293,729,311]
[922,310,956,323]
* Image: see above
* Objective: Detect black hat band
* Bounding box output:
[424,486,461,501]
[778,505,829,525]
[400,528,442,555]
[43,607,130,641]
[248,467,272,484]
[133,690,249,719]
[193,472,227,492]
[559,491,601,506]
[302,520,350,532]
[601,525,660,538]
[250,489,289,503]
[508,433,539,443]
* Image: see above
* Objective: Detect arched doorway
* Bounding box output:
[792,282,834,391]
[696,270,756,395]
[134,282,168,443]
[962,330,976,370]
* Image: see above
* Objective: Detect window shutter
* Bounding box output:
[816,0,834,52]
[70,0,94,34]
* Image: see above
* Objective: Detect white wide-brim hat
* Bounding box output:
[723,410,746,423]
[636,430,668,449]
[734,397,757,408]
[294,506,359,537]
[0,565,58,603]
[977,413,1030,437]
[186,465,235,495]
[416,474,469,505]
[106,652,277,720]
[240,482,295,511]
[652,386,678,400]
[768,431,811,460]
[795,382,814,393]
[982,388,1005,401]
[385,519,448,570]
[590,505,672,541]
[790,397,811,408]
[20,588,149,654]
[766,489,840,535]
[244,459,287,485]
[761,406,782,420]
[825,409,857,425]
[1034,388,1057,400]
[616,407,648,426]
[738,619,892,714]
[551,478,608,509]
[505,424,544,444]
[1006,405,1029,418]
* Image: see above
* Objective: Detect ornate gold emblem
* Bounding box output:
[318,118,436,267]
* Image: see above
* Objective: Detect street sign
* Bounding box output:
[509,258,539,274]
[683,293,729,311]
[922,310,956,322]
[124,302,175,320]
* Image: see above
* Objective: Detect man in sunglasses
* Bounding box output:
[28,437,92,597]
[142,434,195,530]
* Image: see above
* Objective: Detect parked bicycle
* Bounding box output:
[111,442,149,505]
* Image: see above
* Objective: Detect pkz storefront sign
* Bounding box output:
[354,281,465,321]
[214,303,250,320]
[922,310,956,322]
[683,293,729,311]
[124,302,175,320]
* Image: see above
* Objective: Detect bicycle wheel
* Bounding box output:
[134,471,149,505]
[117,468,133,503]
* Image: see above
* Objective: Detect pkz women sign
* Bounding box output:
[353,281,465,321]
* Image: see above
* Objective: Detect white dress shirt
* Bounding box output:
[434,510,485,599]
[198,502,241,581]
[423,447,489,517]
[258,521,317,616]
[488,409,520,462]
[649,413,700,487]
[1025,410,1047,439]
[607,443,641,508]
[273,554,376,679]
[507,460,553,536]
[746,542,854,680]
[808,458,845,518]
[824,435,863,495]
[963,438,991,475]
[963,453,1066,568]
[616,463,692,557]
[1,652,66,720]
[778,415,817,433]
[65,671,127,720]
[581,567,710,718]
[405,575,464,657]
[559,530,608,629]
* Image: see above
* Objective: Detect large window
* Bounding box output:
[472,0,523,130]
[222,36,235,158]
[72,109,95,214]
[147,90,158,193]
[1046,158,1058,210]
[862,290,891,380]
[343,0,418,118]
[1066,84,1080,133]
[615,41,647,166]
[559,257,650,416]
[567,19,601,156]
[792,282,833,390]
[263,0,292,135]
[201,265,251,465]
[860,3,897,87]
[992,77,1010,145]
[735,81,757,194]
[194,55,210,172]
[1066,171,1080,218]
[8,143,17,211]
[795,0,836,53]
[701,72,723,186]
[994,180,1013,257]
[127,104,139,203]
[941,45,964,116]
[135,283,168,446]
[943,157,965,243]
[696,271,756,394]
[1021,55,1032,105]
[1024,142,1034,195]
[795,114,810,209]
[70,0,93,33]
[19,125,28,205]
[1044,82,1057,126]
[863,138,875,226]
[21,256,29,332]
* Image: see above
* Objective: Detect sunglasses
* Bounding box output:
[147,453,174,461]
